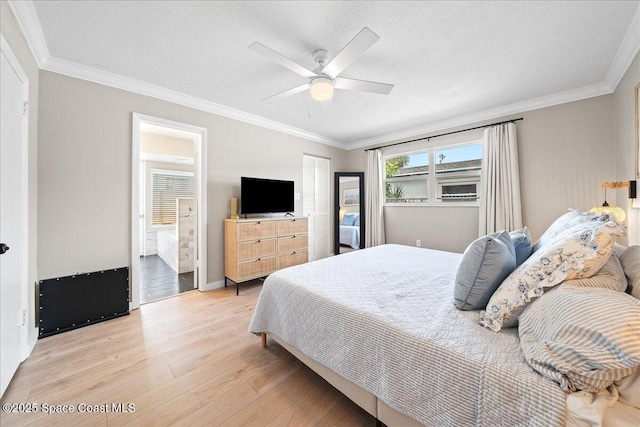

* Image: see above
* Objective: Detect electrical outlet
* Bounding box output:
[416,239,421,247]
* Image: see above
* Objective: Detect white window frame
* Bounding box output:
[384,140,483,207]
[150,168,194,228]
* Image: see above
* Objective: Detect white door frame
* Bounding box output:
[0,34,30,363]
[130,113,207,309]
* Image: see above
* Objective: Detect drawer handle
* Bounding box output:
[257,258,261,261]
[257,240,261,243]
[257,221,261,224]
[293,251,296,254]
[292,235,296,238]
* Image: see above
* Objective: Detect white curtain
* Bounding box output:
[479,122,523,235]
[365,149,386,246]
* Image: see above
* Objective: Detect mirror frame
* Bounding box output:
[334,172,365,255]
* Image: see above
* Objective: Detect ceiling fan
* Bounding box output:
[249,27,394,102]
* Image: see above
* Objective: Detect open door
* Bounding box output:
[131,114,208,308]
[0,36,29,398]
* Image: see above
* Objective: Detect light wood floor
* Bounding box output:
[0,281,375,426]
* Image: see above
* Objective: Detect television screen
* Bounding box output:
[241,177,294,214]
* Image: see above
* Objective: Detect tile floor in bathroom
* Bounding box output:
[139,255,195,304]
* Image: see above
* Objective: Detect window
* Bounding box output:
[151,170,194,225]
[384,142,482,205]
[385,152,429,203]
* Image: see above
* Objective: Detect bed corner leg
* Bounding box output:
[260,332,267,348]
[375,419,382,427]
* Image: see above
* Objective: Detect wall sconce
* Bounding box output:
[590,181,635,222]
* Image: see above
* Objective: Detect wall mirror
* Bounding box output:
[334,172,365,255]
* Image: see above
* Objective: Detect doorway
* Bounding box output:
[131,114,207,309]
[0,35,29,397]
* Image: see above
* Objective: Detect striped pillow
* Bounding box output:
[519,283,640,393]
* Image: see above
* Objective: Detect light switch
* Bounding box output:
[294,193,301,201]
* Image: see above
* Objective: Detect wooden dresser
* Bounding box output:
[224,217,308,294]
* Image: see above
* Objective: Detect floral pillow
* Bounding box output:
[563,251,627,293]
[532,209,610,252]
[479,220,625,332]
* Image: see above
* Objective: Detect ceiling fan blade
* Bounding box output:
[249,42,318,79]
[260,83,310,102]
[333,77,394,95]
[321,27,380,79]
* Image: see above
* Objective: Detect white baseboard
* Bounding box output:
[200,280,225,292]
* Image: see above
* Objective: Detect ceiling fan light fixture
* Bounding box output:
[310,77,334,101]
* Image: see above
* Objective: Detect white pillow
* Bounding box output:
[519,284,640,393]
[479,220,625,332]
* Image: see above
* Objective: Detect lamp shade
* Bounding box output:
[310,77,334,101]
[590,205,626,222]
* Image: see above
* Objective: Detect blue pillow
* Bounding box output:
[341,213,356,226]
[510,227,532,267]
[353,214,360,226]
[454,231,516,311]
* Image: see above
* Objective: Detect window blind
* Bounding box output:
[152,172,194,225]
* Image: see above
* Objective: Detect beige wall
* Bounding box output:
[37,71,348,284]
[613,51,640,246]
[141,132,194,157]
[1,0,40,347]
[348,95,616,253]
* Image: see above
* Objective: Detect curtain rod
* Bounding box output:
[364,117,524,152]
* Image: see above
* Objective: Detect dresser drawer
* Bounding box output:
[237,221,277,241]
[237,238,276,262]
[278,250,308,270]
[277,234,308,254]
[237,256,276,281]
[277,218,308,236]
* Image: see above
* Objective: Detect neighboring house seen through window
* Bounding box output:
[384,142,482,205]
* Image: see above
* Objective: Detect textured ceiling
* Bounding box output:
[30,1,640,146]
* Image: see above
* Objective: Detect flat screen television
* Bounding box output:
[241,177,294,214]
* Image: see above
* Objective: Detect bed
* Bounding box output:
[339,224,360,249]
[249,242,640,426]
[250,244,566,425]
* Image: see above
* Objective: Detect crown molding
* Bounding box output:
[7,0,50,67]
[346,81,613,150]
[42,56,346,149]
[605,4,640,91]
[8,0,638,153]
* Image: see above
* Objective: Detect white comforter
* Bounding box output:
[249,244,566,426]
[339,225,360,249]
